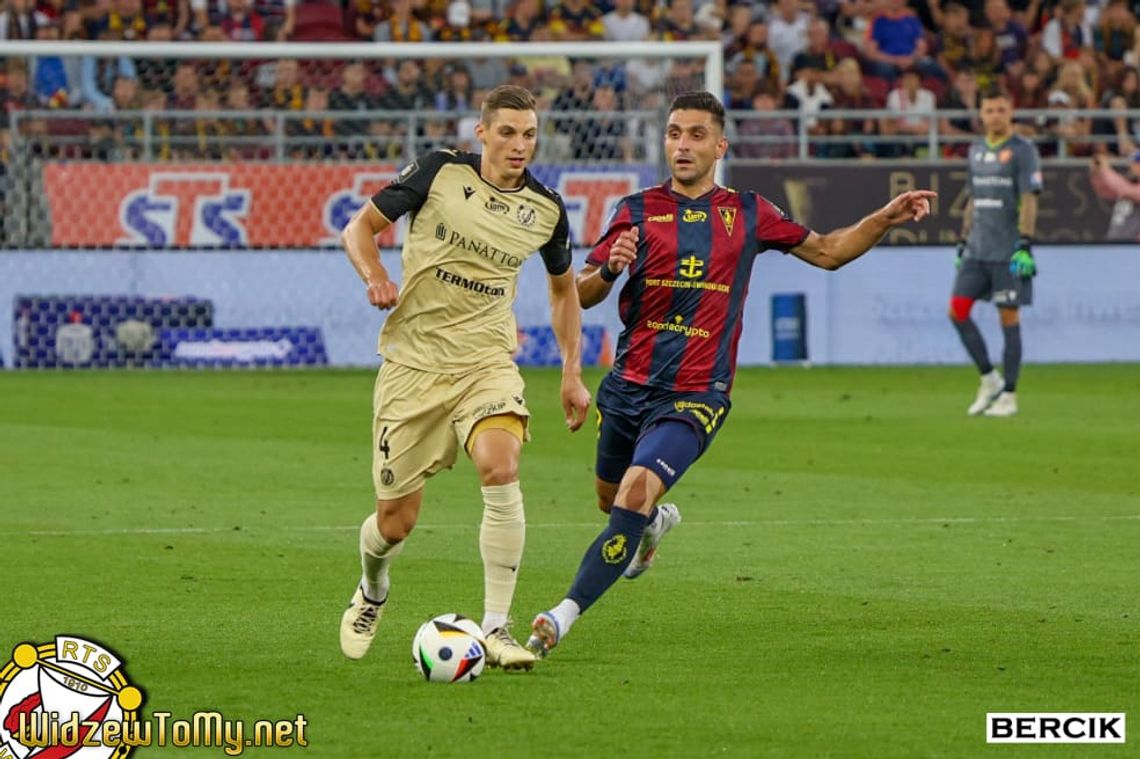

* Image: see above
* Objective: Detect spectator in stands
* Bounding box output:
[287,85,333,158]
[80,32,138,113]
[767,0,810,83]
[1097,0,1137,77]
[260,58,304,111]
[1089,152,1140,240]
[881,67,936,154]
[784,59,833,139]
[435,63,474,111]
[0,0,38,37]
[136,22,177,91]
[603,0,649,41]
[966,26,1004,87]
[726,21,782,90]
[724,58,762,109]
[2,61,37,121]
[863,0,930,80]
[191,87,226,159]
[1042,0,1094,60]
[31,14,79,108]
[823,56,880,158]
[97,0,148,39]
[659,0,699,40]
[1053,58,1096,108]
[548,0,604,40]
[222,78,267,159]
[380,58,434,111]
[437,1,476,41]
[934,2,972,77]
[219,0,262,40]
[571,83,632,160]
[985,0,1029,71]
[722,2,755,49]
[330,61,378,147]
[939,67,982,155]
[734,88,796,159]
[1092,66,1140,154]
[836,0,878,44]
[1010,64,1049,112]
[374,0,430,41]
[139,87,171,160]
[791,18,840,86]
[493,0,542,41]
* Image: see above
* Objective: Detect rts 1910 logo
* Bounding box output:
[0,637,144,758]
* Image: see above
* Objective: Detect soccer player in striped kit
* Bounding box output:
[527,91,935,658]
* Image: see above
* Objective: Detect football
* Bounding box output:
[412,614,486,683]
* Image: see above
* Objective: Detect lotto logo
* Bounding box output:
[986,713,1126,743]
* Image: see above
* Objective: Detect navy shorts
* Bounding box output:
[594,373,731,484]
[952,258,1033,307]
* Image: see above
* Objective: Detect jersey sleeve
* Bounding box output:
[1015,141,1044,195]
[586,199,633,268]
[539,197,573,275]
[754,194,811,252]
[370,150,453,222]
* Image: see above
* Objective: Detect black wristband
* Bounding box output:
[598,264,620,283]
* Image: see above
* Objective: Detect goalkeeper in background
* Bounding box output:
[950,85,1043,418]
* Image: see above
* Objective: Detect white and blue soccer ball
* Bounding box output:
[412,614,486,683]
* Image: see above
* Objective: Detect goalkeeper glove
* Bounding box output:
[1010,237,1036,277]
[955,240,966,269]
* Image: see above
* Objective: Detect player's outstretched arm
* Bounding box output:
[789,190,936,270]
[342,201,399,309]
[548,269,592,431]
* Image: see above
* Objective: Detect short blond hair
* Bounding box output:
[481,85,537,125]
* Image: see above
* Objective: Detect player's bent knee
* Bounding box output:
[949,296,975,323]
[377,496,419,542]
[595,479,618,513]
[615,467,666,514]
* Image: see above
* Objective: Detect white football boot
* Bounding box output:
[984,391,1018,417]
[624,503,682,579]
[967,371,1004,416]
[339,586,385,660]
[525,612,561,659]
[484,626,536,671]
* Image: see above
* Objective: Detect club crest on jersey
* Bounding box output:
[0,637,144,758]
[516,203,536,227]
[999,149,1012,163]
[682,209,708,223]
[717,206,737,236]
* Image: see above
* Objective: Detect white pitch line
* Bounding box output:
[7,514,1140,538]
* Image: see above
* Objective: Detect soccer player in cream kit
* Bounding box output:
[950,85,1043,417]
[338,85,591,671]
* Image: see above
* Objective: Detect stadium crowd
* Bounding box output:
[0,0,1139,160]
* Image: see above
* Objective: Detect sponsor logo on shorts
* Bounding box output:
[655,458,676,477]
[472,400,507,419]
[380,468,395,487]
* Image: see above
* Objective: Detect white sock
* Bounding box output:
[482,612,508,635]
[359,513,403,603]
[479,482,525,633]
[550,598,581,636]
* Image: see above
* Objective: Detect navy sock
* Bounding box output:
[566,506,648,614]
[951,317,993,375]
[1002,323,1022,391]
[646,504,658,526]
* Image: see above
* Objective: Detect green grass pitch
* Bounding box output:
[1,365,1138,758]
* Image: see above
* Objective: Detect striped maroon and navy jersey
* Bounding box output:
[587,182,810,393]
